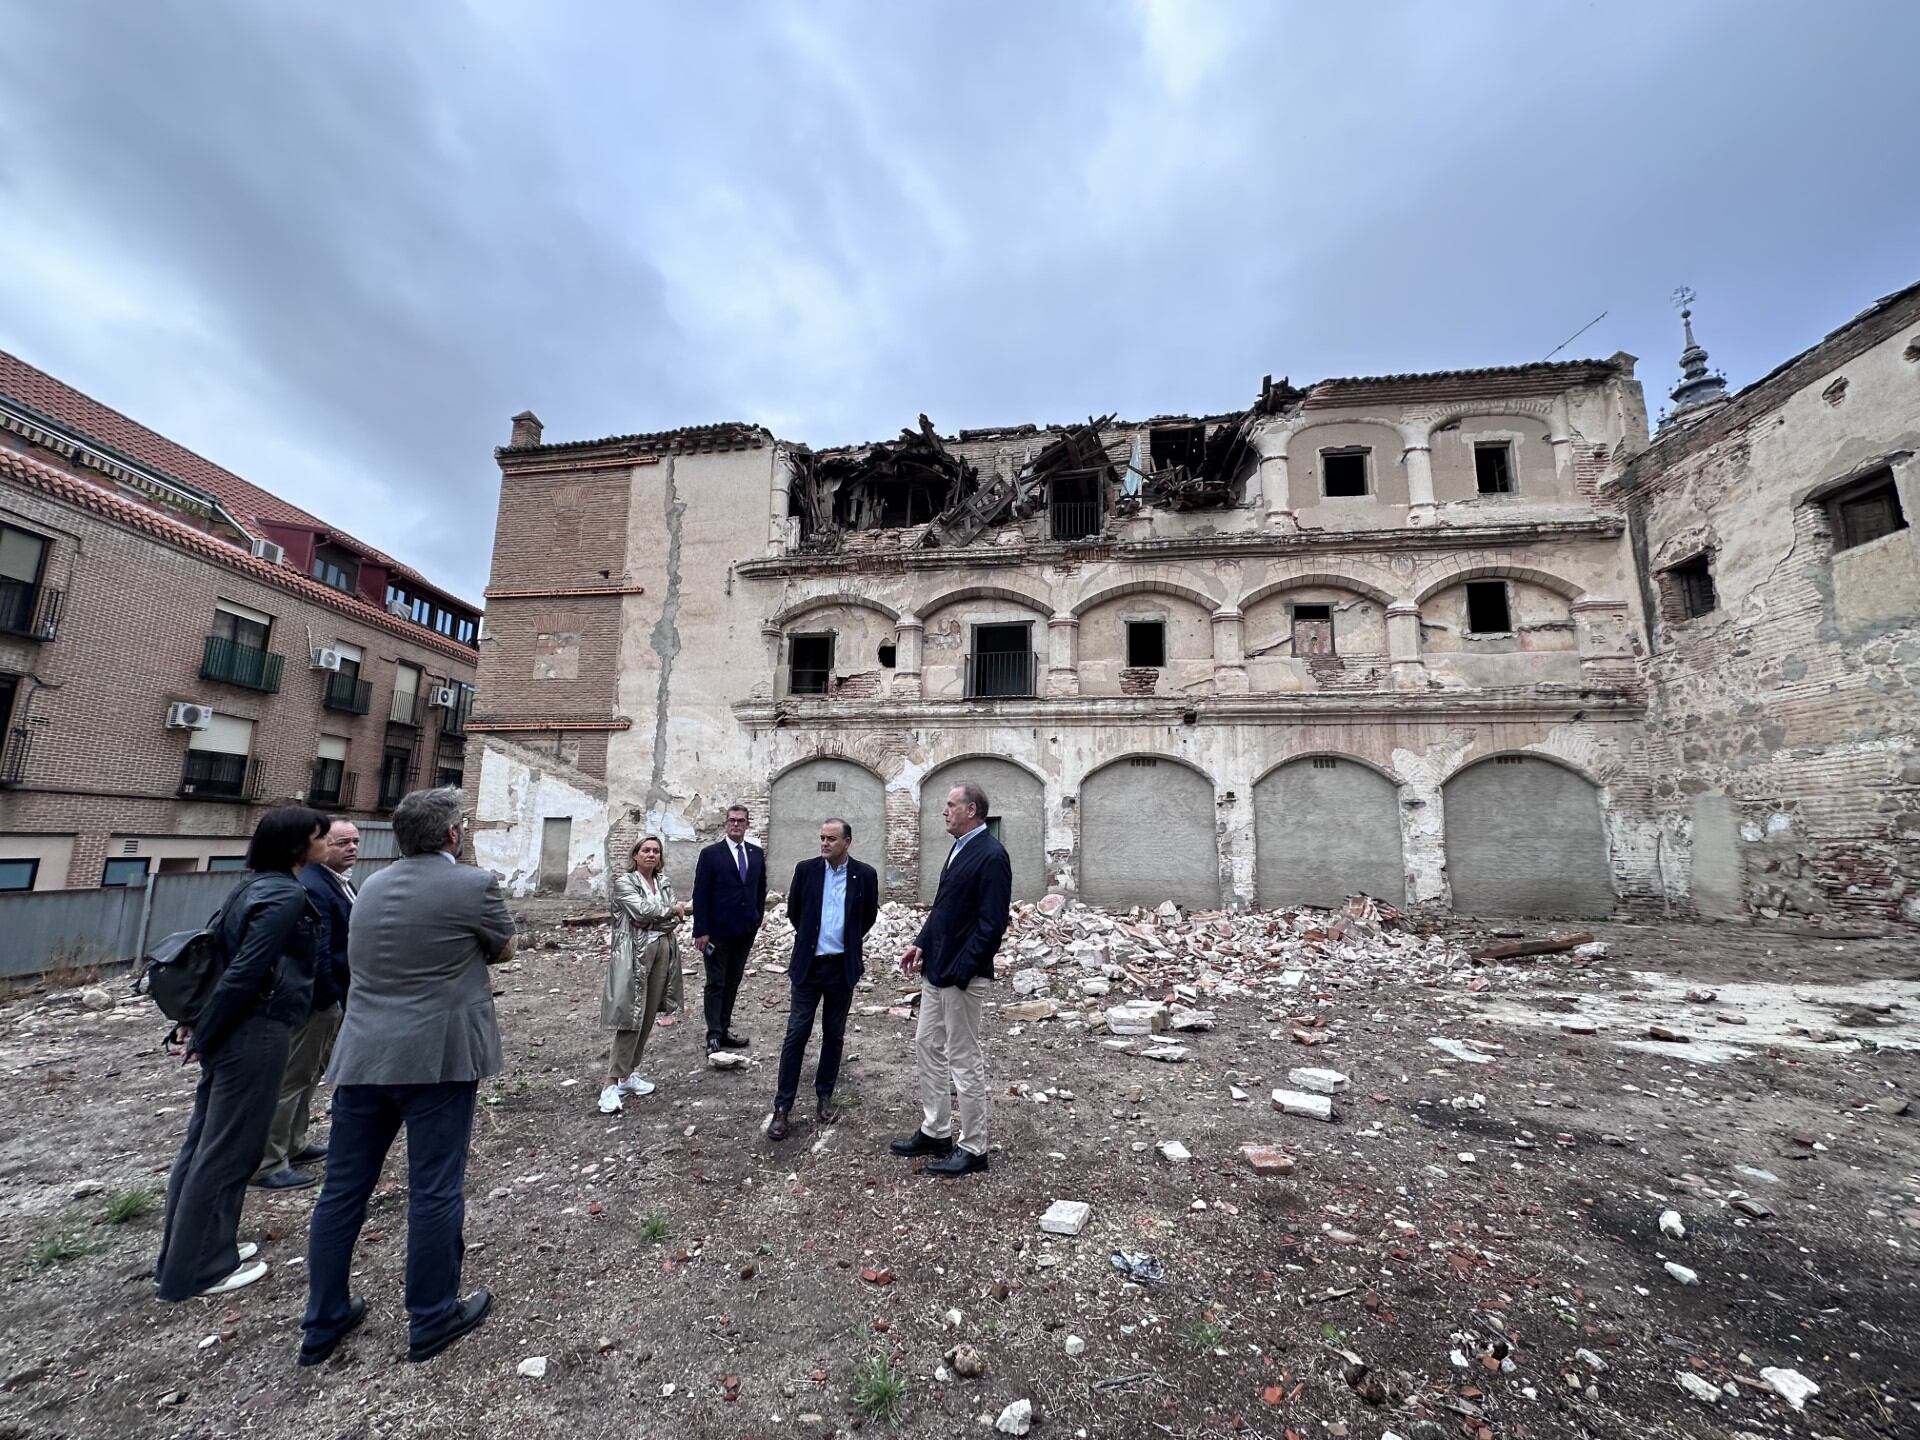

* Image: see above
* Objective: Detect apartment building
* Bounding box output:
[0,352,480,891]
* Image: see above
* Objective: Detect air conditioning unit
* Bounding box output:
[166,702,215,730]
[249,537,285,565]
[428,686,458,709]
[310,647,343,671]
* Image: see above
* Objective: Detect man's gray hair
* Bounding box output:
[822,816,852,840]
[393,787,464,856]
[952,781,990,820]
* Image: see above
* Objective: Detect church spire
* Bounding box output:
[1663,286,1729,426]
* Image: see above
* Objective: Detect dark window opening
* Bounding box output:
[1465,580,1512,635]
[103,857,150,887]
[1049,470,1105,542]
[1474,442,1515,495]
[1666,554,1717,619]
[1311,757,1338,770]
[1825,468,1907,553]
[788,633,833,696]
[878,642,897,668]
[1291,603,1335,657]
[1321,448,1369,497]
[311,544,360,593]
[206,856,247,872]
[968,623,1035,699]
[1126,620,1166,668]
[377,746,415,811]
[1149,423,1208,474]
[983,816,1003,841]
[0,858,37,891]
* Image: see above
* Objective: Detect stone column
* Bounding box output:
[893,613,924,699]
[1572,598,1632,687]
[1386,601,1425,690]
[1047,613,1079,698]
[1548,395,1574,481]
[1254,424,1295,529]
[757,623,782,700]
[1210,607,1248,695]
[1402,439,1437,526]
[1399,778,1449,908]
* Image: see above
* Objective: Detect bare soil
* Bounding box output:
[1,908,1916,1440]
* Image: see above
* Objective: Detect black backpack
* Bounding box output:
[132,875,260,1025]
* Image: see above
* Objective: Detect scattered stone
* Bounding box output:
[944,1308,964,1329]
[1648,1025,1691,1043]
[1427,1037,1494,1065]
[1039,1200,1091,1236]
[69,1179,107,1200]
[1011,968,1049,996]
[1271,1088,1334,1121]
[1676,1372,1720,1404]
[1002,999,1059,1022]
[1574,1349,1608,1372]
[1759,1366,1819,1411]
[1287,1066,1349,1095]
[1156,1140,1192,1164]
[517,1356,548,1379]
[1664,1262,1699,1286]
[1077,977,1110,997]
[1659,1209,1686,1240]
[1036,894,1067,916]
[1731,1197,1774,1219]
[1139,1044,1190,1063]
[707,1051,747,1070]
[948,1344,985,1378]
[1229,1085,1249,1101]
[1063,1335,1085,1358]
[1168,1004,1215,1031]
[995,1397,1033,1435]
[80,987,113,1011]
[1106,1001,1168,1035]
[1240,1145,1295,1174]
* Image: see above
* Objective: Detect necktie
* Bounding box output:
[735,844,747,883]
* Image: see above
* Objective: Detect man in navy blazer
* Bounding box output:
[767,818,879,1140]
[255,818,359,1188]
[892,781,1012,1177]
[691,803,768,1055]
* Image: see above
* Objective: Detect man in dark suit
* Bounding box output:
[253,818,359,1189]
[691,803,767,1056]
[298,788,516,1368]
[892,781,1012,1178]
[768,818,878,1140]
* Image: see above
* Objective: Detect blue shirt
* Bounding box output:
[817,859,849,955]
[945,824,985,870]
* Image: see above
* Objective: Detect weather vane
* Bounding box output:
[1671,285,1696,315]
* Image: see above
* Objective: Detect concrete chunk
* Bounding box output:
[1039,1199,1091,1236]
[1271,1088,1334,1121]
[1287,1066,1349,1095]
[1105,1001,1168,1035]
[1240,1145,1295,1174]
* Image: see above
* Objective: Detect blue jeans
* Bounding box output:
[302,1080,477,1348]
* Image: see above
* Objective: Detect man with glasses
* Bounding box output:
[691,804,767,1058]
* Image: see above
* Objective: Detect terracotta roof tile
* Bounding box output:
[0,444,479,666]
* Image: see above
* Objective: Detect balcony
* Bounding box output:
[442,688,473,737]
[0,580,61,641]
[179,750,263,802]
[388,690,423,727]
[965,650,1040,700]
[310,761,358,810]
[201,635,284,693]
[0,726,30,787]
[322,672,373,714]
[1049,502,1104,542]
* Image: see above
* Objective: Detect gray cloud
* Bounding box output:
[2,0,1916,599]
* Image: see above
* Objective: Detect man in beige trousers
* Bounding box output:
[891,782,1013,1178]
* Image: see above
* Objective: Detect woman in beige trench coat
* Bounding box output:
[598,836,685,1113]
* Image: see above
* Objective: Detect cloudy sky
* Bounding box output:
[2,1,1916,601]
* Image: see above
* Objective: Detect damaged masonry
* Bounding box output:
[468,281,1918,931]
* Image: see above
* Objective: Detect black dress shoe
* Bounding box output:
[767,1108,791,1140]
[889,1129,954,1158]
[816,1095,835,1125]
[926,1148,989,1177]
[719,1031,751,1049]
[407,1289,493,1363]
[706,1037,721,1055]
[298,1295,366,1367]
[291,1143,329,1165]
[252,1167,319,1191]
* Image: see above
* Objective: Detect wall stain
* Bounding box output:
[646,456,685,811]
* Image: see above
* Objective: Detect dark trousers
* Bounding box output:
[302,1080,477,1348]
[155,1014,290,1300]
[702,932,755,1044]
[774,965,854,1111]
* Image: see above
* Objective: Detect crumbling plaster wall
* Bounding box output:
[472,738,609,897]
[1628,319,1920,924]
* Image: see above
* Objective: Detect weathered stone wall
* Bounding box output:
[1619,288,1920,925]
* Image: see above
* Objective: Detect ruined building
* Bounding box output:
[466,280,1919,925]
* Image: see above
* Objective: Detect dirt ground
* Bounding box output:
[1,901,1916,1440]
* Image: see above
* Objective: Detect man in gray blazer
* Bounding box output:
[297,787,516,1367]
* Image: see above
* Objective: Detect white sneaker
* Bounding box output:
[597,1084,624,1114]
[198,1259,268,1296]
[623,1072,656,1097]
[237,1242,258,1262]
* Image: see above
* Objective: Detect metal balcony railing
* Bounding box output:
[323,672,373,714]
[1049,502,1104,542]
[0,580,61,640]
[310,762,357,810]
[201,635,284,693]
[965,650,1039,700]
[388,690,423,726]
[0,726,30,787]
[787,666,831,697]
[179,750,263,801]
[442,689,473,737]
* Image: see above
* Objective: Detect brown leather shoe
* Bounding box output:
[768,1108,790,1141]
[816,1095,835,1125]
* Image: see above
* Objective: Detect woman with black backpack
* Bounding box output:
[154,807,329,1300]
